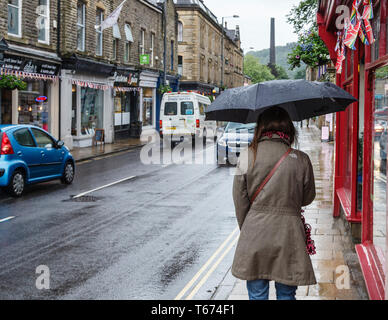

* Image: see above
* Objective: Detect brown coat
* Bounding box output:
[231,134,317,286]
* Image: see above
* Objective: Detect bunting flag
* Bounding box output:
[0,67,59,81]
[358,0,375,45]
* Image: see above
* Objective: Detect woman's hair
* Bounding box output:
[250,106,296,163]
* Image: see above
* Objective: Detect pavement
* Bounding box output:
[214,125,369,300]
[71,135,150,162]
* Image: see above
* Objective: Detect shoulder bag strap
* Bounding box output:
[249,148,293,205]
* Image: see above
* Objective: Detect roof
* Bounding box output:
[173,0,219,25]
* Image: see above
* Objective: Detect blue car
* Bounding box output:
[0,125,75,197]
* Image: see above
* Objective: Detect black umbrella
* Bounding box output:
[205,80,357,123]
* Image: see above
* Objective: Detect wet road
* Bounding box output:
[0,140,238,299]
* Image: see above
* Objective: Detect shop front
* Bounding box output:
[61,55,115,149]
[113,68,140,140]
[0,39,60,137]
[139,70,159,134]
[318,0,388,300]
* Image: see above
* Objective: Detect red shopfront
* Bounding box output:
[318,0,388,300]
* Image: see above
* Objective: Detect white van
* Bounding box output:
[160,92,217,144]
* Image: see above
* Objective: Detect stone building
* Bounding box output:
[59,0,178,148]
[0,0,61,138]
[174,0,243,94]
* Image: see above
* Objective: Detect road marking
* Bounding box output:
[0,216,15,223]
[73,176,136,199]
[174,226,239,300]
[186,234,239,300]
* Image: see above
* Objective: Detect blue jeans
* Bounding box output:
[247,279,297,300]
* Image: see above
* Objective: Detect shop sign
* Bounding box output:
[113,71,138,85]
[1,54,59,76]
[35,96,48,103]
[140,54,150,65]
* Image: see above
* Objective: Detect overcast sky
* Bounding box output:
[203,0,302,52]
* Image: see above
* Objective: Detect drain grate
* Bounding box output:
[70,195,100,202]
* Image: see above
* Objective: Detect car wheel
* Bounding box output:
[5,170,25,197]
[61,161,75,185]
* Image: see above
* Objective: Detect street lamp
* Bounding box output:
[221,15,239,89]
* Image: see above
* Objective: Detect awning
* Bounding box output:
[113,23,121,39]
[125,24,134,43]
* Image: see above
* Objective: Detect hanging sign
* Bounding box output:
[140,54,150,65]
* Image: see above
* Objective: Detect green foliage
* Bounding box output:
[287,30,331,70]
[0,75,27,90]
[244,55,275,84]
[246,43,306,79]
[294,67,307,79]
[376,65,388,80]
[158,84,172,95]
[274,65,289,79]
[286,0,319,34]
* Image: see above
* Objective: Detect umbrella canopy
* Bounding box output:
[205,79,357,123]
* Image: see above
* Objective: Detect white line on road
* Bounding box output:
[0,216,15,223]
[174,226,239,300]
[73,176,136,199]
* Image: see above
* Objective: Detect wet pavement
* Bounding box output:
[224,126,369,300]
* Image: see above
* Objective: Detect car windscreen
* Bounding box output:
[181,102,194,115]
[225,122,256,132]
[164,102,178,116]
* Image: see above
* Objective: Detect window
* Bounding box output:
[150,33,155,67]
[178,21,183,42]
[77,2,86,51]
[8,0,22,37]
[80,87,104,135]
[71,85,77,136]
[178,55,183,76]
[181,102,194,115]
[31,128,55,148]
[37,0,50,43]
[112,23,121,60]
[124,41,130,62]
[171,40,174,71]
[371,6,381,62]
[140,29,145,55]
[13,128,35,147]
[96,9,104,56]
[124,24,133,63]
[164,102,178,116]
[199,103,205,116]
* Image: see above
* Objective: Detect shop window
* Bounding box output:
[372,65,388,252]
[0,89,12,124]
[96,9,104,56]
[71,85,77,136]
[178,21,183,42]
[37,0,50,44]
[8,0,21,37]
[77,1,86,52]
[142,88,153,127]
[371,6,381,62]
[80,87,103,135]
[114,92,131,131]
[18,80,49,131]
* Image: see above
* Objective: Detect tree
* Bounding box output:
[275,65,289,80]
[294,68,307,79]
[244,55,275,84]
[286,0,319,34]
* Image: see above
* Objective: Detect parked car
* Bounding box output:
[160,92,217,146]
[0,125,75,197]
[217,122,256,166]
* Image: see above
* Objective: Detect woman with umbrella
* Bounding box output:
[205,80,356,300]
[231,106,316,300]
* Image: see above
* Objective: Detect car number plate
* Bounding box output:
[166,127,176,130]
